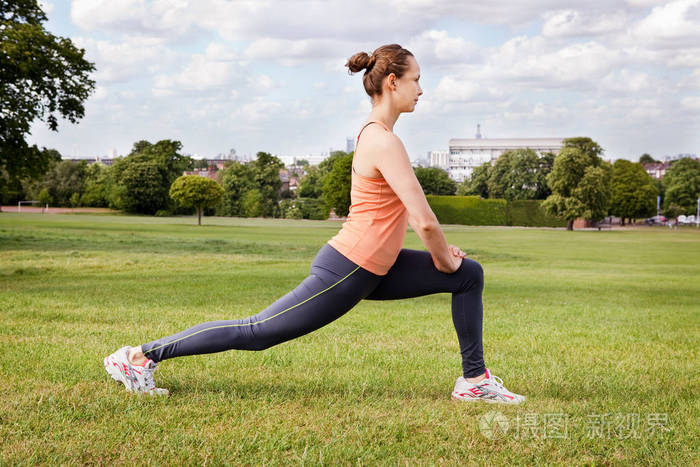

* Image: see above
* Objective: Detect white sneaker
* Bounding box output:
[451,368,525,404]
[104,346,169,396]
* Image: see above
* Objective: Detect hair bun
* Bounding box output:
[367,55,376,70]
[346,51,373,74]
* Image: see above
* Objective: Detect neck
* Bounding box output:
[368,99,399,131]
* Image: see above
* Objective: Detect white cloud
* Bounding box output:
[681,95,700,108]
[39,1,54,15]
[153,53,241,96]
[71,0,192,38]
[632,0,700,46]
[92,86,108,100]
[542,9,631,37]
[600,69,653,93]
[406,30,478,66]
[246,74,278,93]
[434,76,482,102]
[231,97,282,122]
[74,37,177,83]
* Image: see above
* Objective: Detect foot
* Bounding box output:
[451,368,525,404]
[104,346,169,395]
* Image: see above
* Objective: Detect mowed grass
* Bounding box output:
[0,213,698,466]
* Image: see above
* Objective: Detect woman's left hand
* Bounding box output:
[448,244,467,258]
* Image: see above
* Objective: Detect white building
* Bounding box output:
[429,150,450,169]
[448,137,564,182]
[431,125,566,182]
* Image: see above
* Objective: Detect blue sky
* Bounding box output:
[29,0,700,162]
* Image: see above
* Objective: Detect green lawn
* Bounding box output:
[1,213,698,465]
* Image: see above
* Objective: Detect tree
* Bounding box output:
[298,151,346,199]
[111,139,193,214]
[457,162,491,197]
[662,158,700,215]
[37,187,51,212]
[322,152,353,216]
[639,153,658,164]
[251,152,284,217]
[241,189,263,217]
[610,160,658,224]
[541,138,611,230]
[0,0,95,185]
[169,175,224,225]
[297,165,323,198]
[80,162,110,207]
[40,159,87,206]
[119,160,170,214]
[218,162,256,216]
[486,148,552,200]
[414,167,457,195]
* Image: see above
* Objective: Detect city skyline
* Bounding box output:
[28,0,700,162]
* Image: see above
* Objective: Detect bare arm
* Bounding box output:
[368,131,463,273]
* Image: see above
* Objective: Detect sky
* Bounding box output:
[28,0,700,162]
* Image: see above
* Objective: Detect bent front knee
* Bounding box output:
[458,258,484,290]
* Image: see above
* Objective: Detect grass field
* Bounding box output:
[1,213,698,466]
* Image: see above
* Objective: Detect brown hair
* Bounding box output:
[346,44,414,98]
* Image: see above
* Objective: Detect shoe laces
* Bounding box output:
[137,361,158,391]
[480,373,505,390]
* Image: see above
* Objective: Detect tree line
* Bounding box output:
[450,137,698,230]
[3,136,699,230]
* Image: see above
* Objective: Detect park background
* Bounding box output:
[2,0,700,464]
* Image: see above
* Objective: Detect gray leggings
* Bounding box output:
[142,243,486,378]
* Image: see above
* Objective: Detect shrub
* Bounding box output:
[427,195,507,226]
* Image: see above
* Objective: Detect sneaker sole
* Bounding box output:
[451,393,525,405]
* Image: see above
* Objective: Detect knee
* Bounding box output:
[457,258,483,291]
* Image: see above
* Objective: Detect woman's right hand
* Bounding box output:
[435,244,465,274]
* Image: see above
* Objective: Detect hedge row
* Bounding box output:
[426,196,565,227]
[506,200,567,227]
[427,195,507,226]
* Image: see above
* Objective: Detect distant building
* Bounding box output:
[642,156,700,179]
[642,162,670,179]
[429,150,450,170]
[436,125,565,182]
[448,137,564,182]
[183,167,218,181]
[279,168,300,194]
[66,157,115,166]
[346,137,355,154]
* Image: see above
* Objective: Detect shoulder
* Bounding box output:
[360,125,404,153]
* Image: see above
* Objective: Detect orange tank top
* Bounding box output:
[327,121,409,275]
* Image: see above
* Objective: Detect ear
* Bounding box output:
[387,72,398,91]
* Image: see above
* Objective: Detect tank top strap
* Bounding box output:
[356,120,392,143]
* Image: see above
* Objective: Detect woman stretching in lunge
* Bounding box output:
[105,44,526,404]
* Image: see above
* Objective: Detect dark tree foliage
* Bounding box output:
[40,159,88,206]
[610,159,658,224]
[639,153,658,164]
[662,157,700,215]
[457,162,491,198]
[298,151,346,199]
[251,151,284,217]
[111,140,193,214]
[0,0,95,185]
[541,138,611,230]
[413,167,457,195]
[322,152,353,216]
[217,152,284,217]
[218,161,256,216]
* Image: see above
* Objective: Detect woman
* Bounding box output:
[105,44,525,404]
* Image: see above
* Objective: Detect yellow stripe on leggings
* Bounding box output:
[144,266,361,356]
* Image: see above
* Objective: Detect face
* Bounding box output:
[391,55,423,112]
